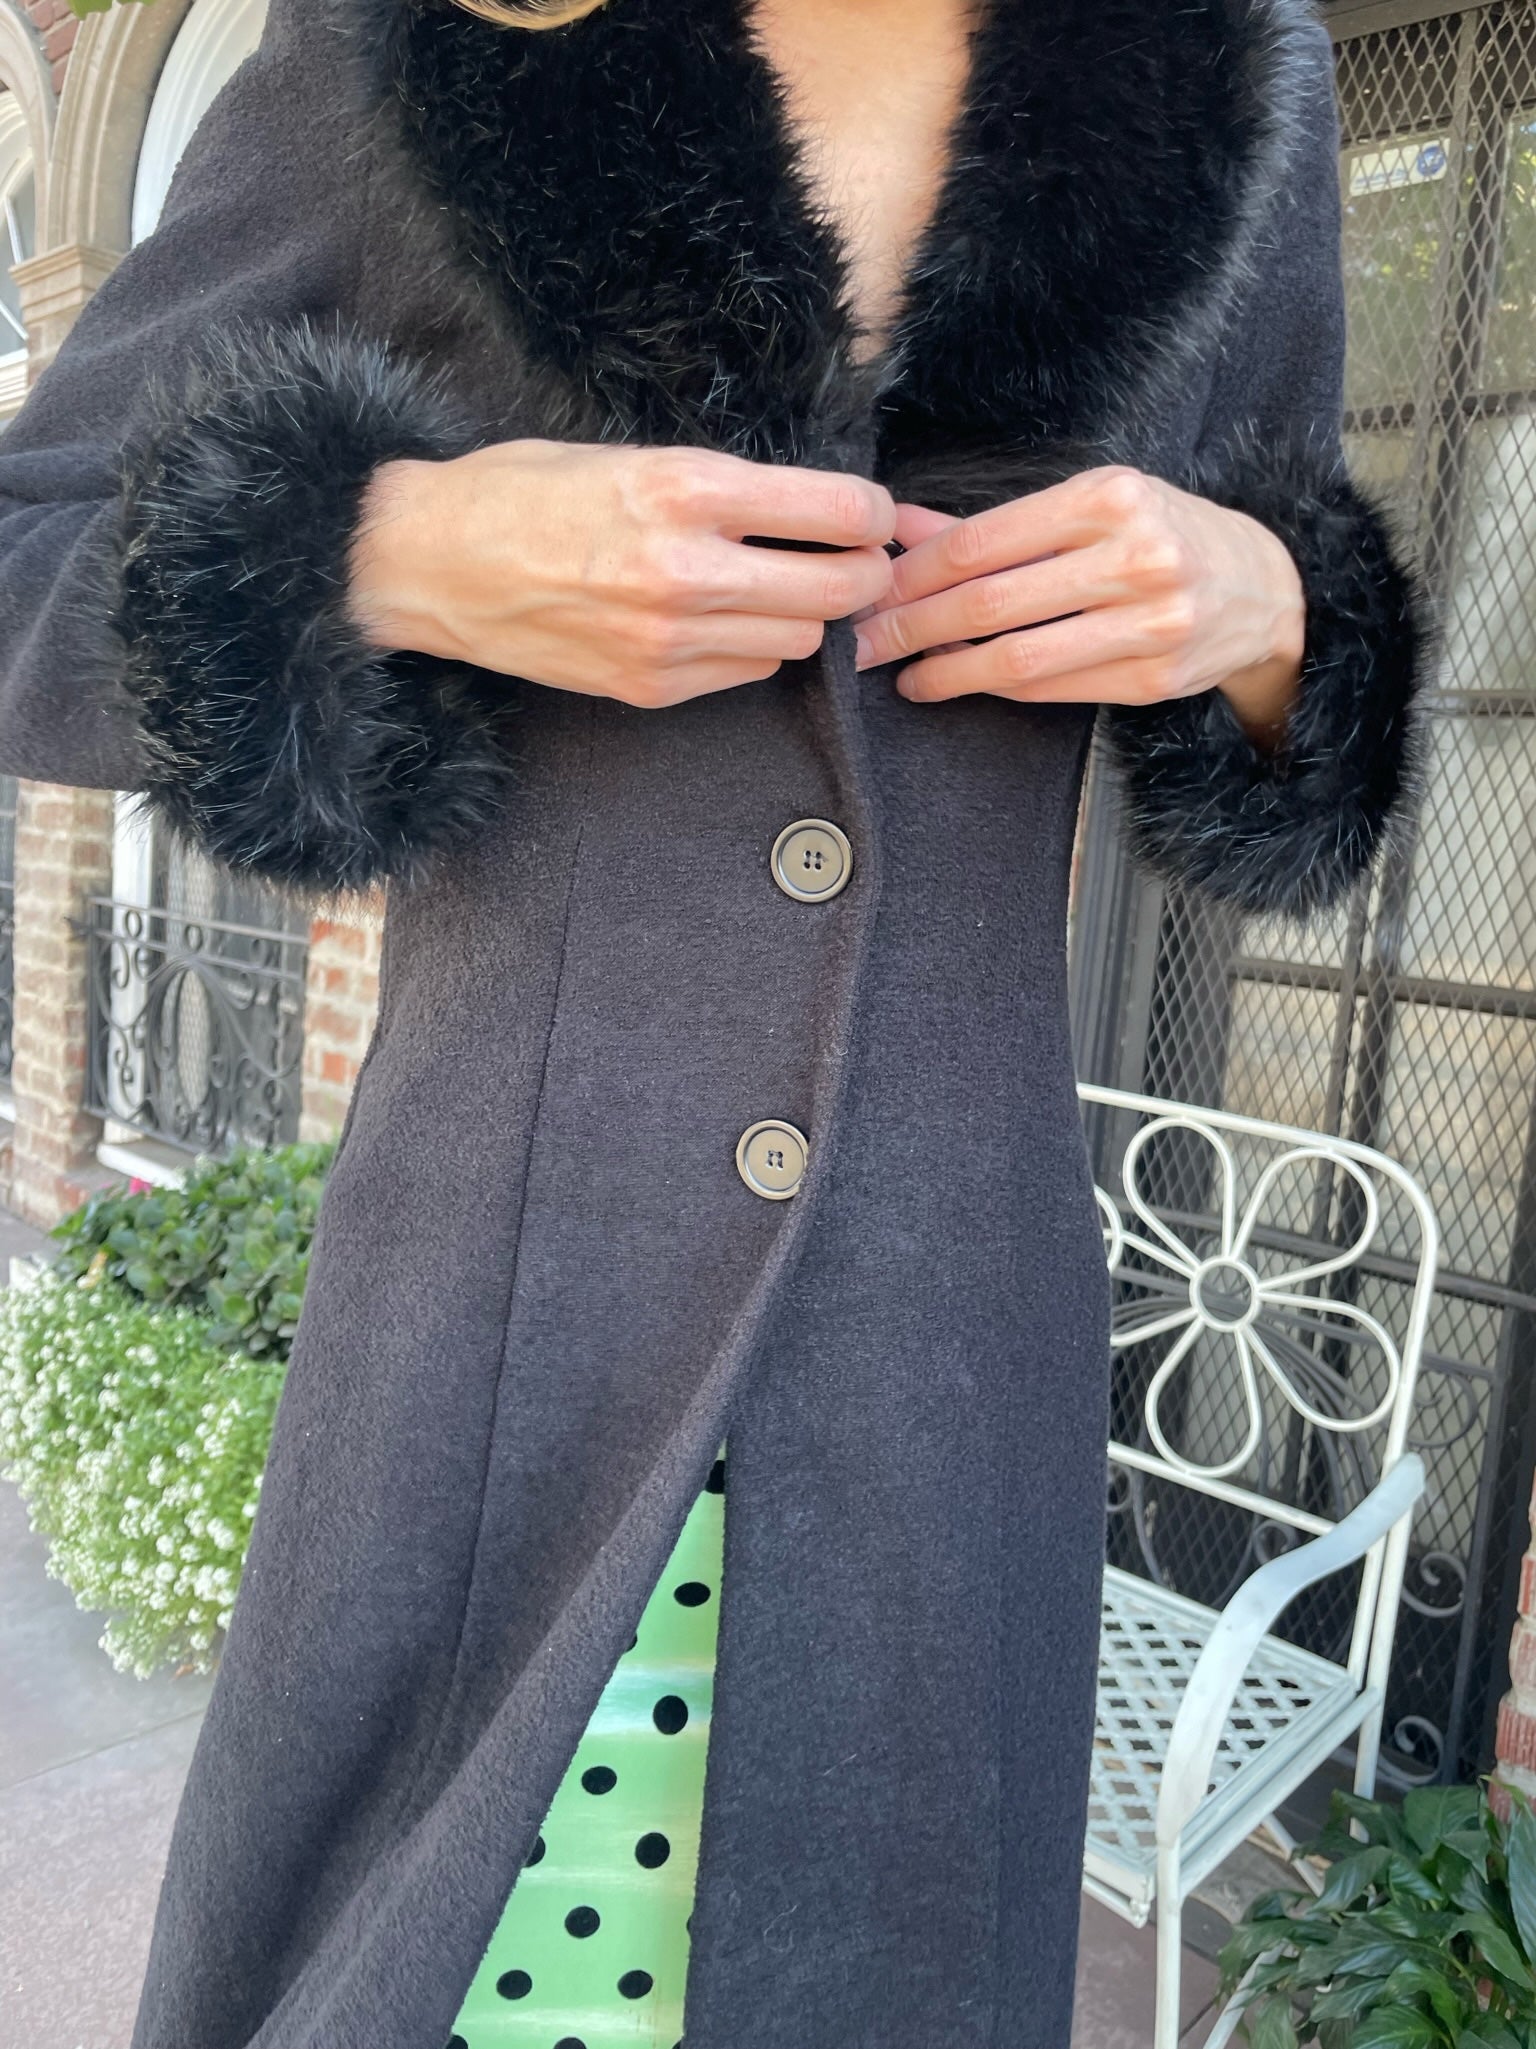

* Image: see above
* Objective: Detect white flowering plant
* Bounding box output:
[0,1268,285,1677]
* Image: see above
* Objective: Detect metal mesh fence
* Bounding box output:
[1073,0,1536,1784]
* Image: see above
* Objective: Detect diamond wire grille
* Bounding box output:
[1074,1,1536,1785]
[1090,1570,1360,1889]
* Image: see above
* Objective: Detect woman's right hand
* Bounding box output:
[347,439,897,708]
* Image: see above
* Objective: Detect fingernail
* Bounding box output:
[853,629,873,669]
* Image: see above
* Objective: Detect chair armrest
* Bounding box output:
[1155,1454,1426,1850]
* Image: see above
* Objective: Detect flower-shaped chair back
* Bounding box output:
[1079,1084,1438,1561]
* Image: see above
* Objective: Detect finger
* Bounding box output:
[887,466,1155,606]
[892,502,959,550]
[711,540,894,620]
[855,543,1122,670]
[688,456,898,549]
[895,601,1187,702]
[631,655,792,707]
[973,655,1197,707]
[677,612,827,663]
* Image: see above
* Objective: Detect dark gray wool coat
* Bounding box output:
[0,1,1424,2044]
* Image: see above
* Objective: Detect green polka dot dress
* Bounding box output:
[446,1455,725,2049]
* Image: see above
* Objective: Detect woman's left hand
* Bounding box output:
[853,465,1306,746]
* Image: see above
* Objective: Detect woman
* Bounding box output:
[0,0,1422,2044]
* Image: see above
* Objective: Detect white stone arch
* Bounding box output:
[133,0,265,240]
[48,0,266,257]
[46,0,190,257]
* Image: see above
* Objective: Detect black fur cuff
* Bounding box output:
[114,321,509,891]
[1106,436,1428,917]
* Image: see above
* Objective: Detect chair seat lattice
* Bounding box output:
[1087,1567,1365,1917]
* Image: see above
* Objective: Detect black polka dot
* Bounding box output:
[553,2039,587,2049]
[525,1834,546,1867]
[565,1905,601,1938]
[635,1831,671,1868]
[618,1969,655,1999]
[673,1581,711,1607]
[705,1459,725,1494]
[626,1632,639,1652]
[495,1969,532,2000]
[446,2038,468,2049]
[581,1765,617,1795]
[653,1694,689,1735]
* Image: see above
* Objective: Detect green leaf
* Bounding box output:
[1295,1935,1420,1988]
[1317,1847,1393,1910]
[1451,1912,1534,1989]
[1310,1976,1392,2021]
[1385,1853,1448,1908]
[1461,2020,1523,2049]
[1372,1902,1457,1941]
[1404,1787,1484,1854]
[1505,1795,1536,1965]
[1349,2009,1442,2049]
[1435,1831,1492,1888]
[1336,1793,1412,1854]
[1242,1995,1300,2049]
[1381,1957,1472,2033]
[1222,1919,1295,1980]
[1456,1863,1503,1919]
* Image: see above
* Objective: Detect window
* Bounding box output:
[0,91,34,415]
[131,0,267,243]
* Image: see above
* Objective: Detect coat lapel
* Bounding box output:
[379,0,1316,488]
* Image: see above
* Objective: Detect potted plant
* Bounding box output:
[1220,1784,1536,2047]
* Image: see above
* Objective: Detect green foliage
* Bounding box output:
[67,0,156,18]
[1221,1786,1536,2047]
[51,1142,334,1362]
[0,1269,284,1676]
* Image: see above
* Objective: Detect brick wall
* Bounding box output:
[1497,1478,1536,1797]
[298,902,384,1143]
[21,0,76,95]
[8,782,114,1225]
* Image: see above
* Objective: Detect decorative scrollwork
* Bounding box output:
[1101,1115,1406,1482]
[1390,1715,1446,1784]
[1399,1549,1468,1622]
[85,899,307,1155]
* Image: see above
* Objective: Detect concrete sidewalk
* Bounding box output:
[0,1199,1227,2048]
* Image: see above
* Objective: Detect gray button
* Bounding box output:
[771,818,852,903]
[735,1119,809,1200]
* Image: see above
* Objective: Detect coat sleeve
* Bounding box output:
[0,0,503,891]
[1102,22,1428,918]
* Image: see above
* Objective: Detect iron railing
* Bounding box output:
[82,896,307,1156]
[1073,0,1536,1784]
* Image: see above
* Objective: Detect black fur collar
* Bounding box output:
[374,0,1315,485]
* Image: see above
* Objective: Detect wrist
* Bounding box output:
[1217,513,1306,749]
[346,457,458,657]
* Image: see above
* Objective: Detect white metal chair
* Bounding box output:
[1077,1083,1439,2049]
